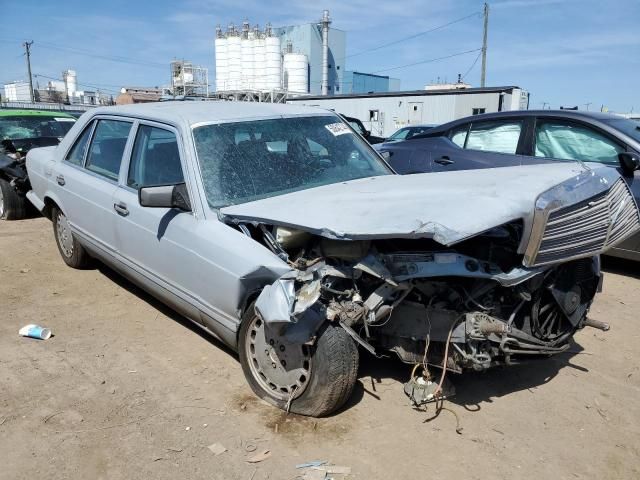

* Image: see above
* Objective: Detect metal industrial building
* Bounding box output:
[274,21,345,95]
[287,86,530,137]
[213,10,401,96]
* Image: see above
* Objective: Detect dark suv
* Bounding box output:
[378,110,640,260]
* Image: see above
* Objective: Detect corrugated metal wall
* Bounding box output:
[275,24,345,95]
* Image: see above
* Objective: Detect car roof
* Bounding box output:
[0,109,75,118]
[398,124,437,129]
[87,101,335,126]
[420,109,627,136]
[468,109,619,121]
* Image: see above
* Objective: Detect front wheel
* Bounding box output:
[239,305,359,417]
[52,206,90,269]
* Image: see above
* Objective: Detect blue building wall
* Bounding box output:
[275,24,345,95]
[341,71,401,94]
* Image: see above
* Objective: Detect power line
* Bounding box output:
[34,73,120,94]
[37,43,167,69]
[370,48,482,74]
[461,51,482,80]
[345,11,481,60]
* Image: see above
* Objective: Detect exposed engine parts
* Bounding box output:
[245,222,603,380]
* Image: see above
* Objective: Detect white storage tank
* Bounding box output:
[226,30,242,90]
[264,25,281,91]
[241,38,254,89]
[253,35,266,91]
[214,27,228,91]
[63,70,77,97]
[283,53,308,93]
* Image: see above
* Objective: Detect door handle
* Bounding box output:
[113,202,129,217]
[434,156,454,166]
[56,175,65,186]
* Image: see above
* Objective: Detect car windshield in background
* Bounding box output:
[388,125,435,142]
[0,115,75,140]
[603,118,640,143]
[193,115,391,208]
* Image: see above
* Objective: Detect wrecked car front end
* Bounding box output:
[223,165,638,400]
[191,112,639,416]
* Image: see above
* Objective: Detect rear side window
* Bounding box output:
[127,125,184,189]
[65,122,94,166]
[465,121,522,154]
[449,125,469,147]
[85,120,132,180]
[535,121,624,165]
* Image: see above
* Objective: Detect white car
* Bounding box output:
[25,102,639,416]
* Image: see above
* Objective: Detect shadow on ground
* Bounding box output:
[601,256,640,280]
[94,260,587,416]
[96,263,238,360]
[354,339,586,413]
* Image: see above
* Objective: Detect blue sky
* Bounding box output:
[1,0,637,112]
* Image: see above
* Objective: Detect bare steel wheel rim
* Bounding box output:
[56,212,74,258]
[245,314,312,401]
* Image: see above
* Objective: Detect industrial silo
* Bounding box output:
[226,24,242,90]
[253,26,265,91]
[240,21,254,90]
[214,25,228,91]
[62,70,77,98]
[283,52,308,93]
[264,23,281,91]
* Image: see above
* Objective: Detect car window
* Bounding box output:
[347,120,365,136]
[389,128,410,141]
[535,121,624,165]
[465,121,522,154]
[193,115,390,208]
[85,120,132,180]
[65,121,94,166]
[127,125,184,189]
[449,125,469,147]
[0,115,75,141]
[603,118,640,143]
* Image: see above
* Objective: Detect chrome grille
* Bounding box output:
[529,179,640,266]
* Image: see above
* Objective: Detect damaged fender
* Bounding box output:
[254,272,325,344]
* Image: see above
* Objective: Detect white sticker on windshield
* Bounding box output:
[325,122,350,136]
[54,118,75,122]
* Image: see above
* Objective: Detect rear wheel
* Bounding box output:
[52,206,90,268]
[239,304,359,417]
[0,178,27,220]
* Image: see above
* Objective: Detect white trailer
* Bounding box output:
[287,86,529,138]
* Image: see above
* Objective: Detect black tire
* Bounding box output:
[0,178,28,220]
[239,305,359,417]
[52,206,90,269]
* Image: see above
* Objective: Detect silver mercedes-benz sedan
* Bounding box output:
[25,102,640,417]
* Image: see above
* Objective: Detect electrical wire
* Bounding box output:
[370,48,482,74]
[461,51,482,80]
[34,41,167,69]
[344,11,482,60]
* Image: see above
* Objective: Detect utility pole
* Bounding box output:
[23,41,35,103]
[480,3,489,88]
[584,102,592,111]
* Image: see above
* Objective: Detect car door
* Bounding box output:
[111,121,207,324]
[53,117,133,255]
[430,119,527,172]
[531,117,640,253]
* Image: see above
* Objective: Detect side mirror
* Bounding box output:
[139,182,191,211]
[364,130,371,138]
[618,152,640,177]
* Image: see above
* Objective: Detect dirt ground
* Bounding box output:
[1,217,640,480]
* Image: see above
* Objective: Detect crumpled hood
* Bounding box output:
[220,163,613,246]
